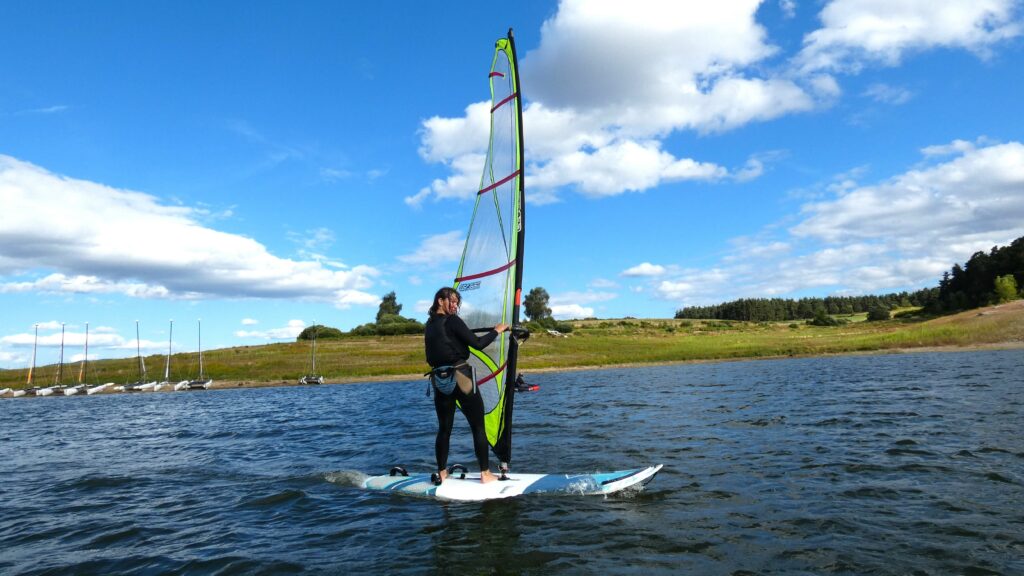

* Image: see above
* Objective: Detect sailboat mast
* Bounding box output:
[79,323,89,384]
[197,319,204,379]
[56,323,65,385]
[135,320,145,380]
[28,324,38,386]
[311,321,317,373]
[165,320,173,380]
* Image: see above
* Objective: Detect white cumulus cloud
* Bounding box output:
[797,0,1022,73]
[551,304,595,320]
[34,321,64,330]
[644,139,1024,306]
[414,1,1022,205]
[235,319,307,340]
[414,1,819,204]
[548,290,616,320]
[2,328,124,349]
[780,0,797,19]
[791,141,1024,246]
[0,155,381,308]
[531,140,727,197]
[550,290,618,305]
[397,231,465,266]
[622,262,667,277]
[864,83,914,105]
[0,350,28,366]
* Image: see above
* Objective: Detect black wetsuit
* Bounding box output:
[424,314,499,473]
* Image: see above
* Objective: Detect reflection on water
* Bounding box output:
[2,349,1022,574]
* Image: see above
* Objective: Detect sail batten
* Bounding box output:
[478,169,521,195]
[455,259,516,283]
[491,92,519,112]
[452,29,525,466]
[477,362,508,386]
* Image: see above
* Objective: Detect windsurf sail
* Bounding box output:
[452,28,526,468]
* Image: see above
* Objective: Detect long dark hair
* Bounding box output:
[428,287,460,318]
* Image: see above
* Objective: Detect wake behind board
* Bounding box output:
[362,465,663,502]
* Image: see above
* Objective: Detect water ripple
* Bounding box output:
[1,350,1022,574]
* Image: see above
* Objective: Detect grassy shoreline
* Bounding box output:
[3,300,1022,391]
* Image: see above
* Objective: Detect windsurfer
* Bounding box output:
[425,287,508,484]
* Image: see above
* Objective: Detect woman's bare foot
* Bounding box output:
[438,469,448,482]
[480,470,498,484]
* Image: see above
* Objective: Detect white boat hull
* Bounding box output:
[87,383,111,395]
[184,379,213,390]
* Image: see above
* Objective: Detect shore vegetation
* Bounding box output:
[2,300,1021,390]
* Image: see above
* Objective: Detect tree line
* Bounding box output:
[674,291,937,322]
[933,236,1023,312]
[676,235,1023,322]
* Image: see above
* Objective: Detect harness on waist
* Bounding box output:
[424,363,475,397]
[427,365,457,395]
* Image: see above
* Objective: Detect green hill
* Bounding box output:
[2,300,1022,390]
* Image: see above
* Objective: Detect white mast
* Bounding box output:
[55,323,65,385]
[79,323,89,384]
[27,324,38,386]
[197,319,204,379]
[135,320,147,381]
[164,320,173,381]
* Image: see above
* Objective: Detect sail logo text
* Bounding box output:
[459,281,481,292]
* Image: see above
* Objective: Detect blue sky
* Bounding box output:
[2,0,1023,369]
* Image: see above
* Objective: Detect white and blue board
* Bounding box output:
[362,465,663,502]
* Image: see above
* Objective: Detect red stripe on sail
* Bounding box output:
[489,72,505,78]
[456,259,515,283]
[491,91,518,113]
[478,362,507,386]
[478,169,521,195]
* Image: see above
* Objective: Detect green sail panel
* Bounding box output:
[453,30,525,466]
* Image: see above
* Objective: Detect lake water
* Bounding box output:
[1,350,1022,575]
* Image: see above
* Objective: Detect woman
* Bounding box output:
[425,286,508,484]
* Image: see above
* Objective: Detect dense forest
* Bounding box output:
[674,290,938,322]
[934,236,1024,312]
[676,236,1023,322]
